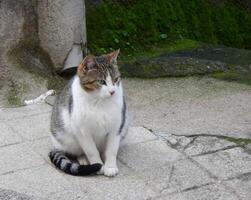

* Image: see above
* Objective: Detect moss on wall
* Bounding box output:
[5,39,66,106]
[86,0,251,59]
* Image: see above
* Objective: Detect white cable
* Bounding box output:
[24,90,56,105]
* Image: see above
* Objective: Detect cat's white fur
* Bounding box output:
[51,72,128,177]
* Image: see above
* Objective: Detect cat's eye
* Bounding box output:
[114,77,120,83]
[98,80,107,85]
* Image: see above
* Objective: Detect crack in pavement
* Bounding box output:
[171,133,251,146]
[158,165,175,194]
[191,145,238,157]
[143,125,251,149]
[0,163,47,176]
[0,141,24,149]
[182,136,198,151]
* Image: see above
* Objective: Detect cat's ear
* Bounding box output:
[77,55,96,75]
[107,49,120,64]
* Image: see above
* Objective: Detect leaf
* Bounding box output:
[160,33,167,39]
[114,38,120,43]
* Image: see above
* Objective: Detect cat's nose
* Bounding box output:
[109,91,115,96]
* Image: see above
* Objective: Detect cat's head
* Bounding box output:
[77,49,121,99]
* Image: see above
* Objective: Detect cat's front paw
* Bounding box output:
[103,165,118,177]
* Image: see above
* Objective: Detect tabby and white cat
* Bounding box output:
[49,49,129,177]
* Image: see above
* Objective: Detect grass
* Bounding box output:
[119,39,199,63]
[7,88,21,106]
[211,66,251,86]
[86,0,251,61]
[6,82,28,106]
[223,136,251,146]
[46,76,66,91]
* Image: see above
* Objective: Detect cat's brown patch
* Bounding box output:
[77,55,95,76]
[83,84,97,92]
[77,56,99,92]
[77,59,86,76]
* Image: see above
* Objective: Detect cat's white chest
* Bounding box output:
[74,100,121,147]
[70,76,123,149]
[84,103,119,133]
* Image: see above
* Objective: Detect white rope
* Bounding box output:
[24,90,56,105]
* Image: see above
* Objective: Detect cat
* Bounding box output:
[49,49,129,177]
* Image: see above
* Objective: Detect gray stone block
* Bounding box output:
[0,162,156,200]
[224,176,251,200]
[30,137,52,163]
[155,183,239,200]
[118,140,184,171]
[124,77,251,139]
[0,188,41,200]
[0,165,72,199]
[184,136,236,156]
[193,147,251,179]
[245,144,251,151]
[0,143,44,175]
[38,0,86,70]
[121,126,157,146]
[145,159,214,195]
[62,175,156,200]
[0,122,22,147]
[6,112,51,141]
[0,104,51,122]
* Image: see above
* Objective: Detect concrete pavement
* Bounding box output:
[0,77,250,200]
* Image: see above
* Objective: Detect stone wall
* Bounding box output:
[0,0,86,105]
[0,0,86,85]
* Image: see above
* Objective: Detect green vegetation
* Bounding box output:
[120,39,199,63]
[47,76,66,91]
[212,66,251,86]
[86,0,251,60]
[7,39,66,93]
[188,134,251,146]
[6,40,66,106]
[223,136,251,146]
[6,82,28,106]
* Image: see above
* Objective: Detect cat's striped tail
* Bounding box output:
[49,150,102,176]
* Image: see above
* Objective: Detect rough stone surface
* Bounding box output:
[147,159,215,195]
[38,0,86,70]
[62,175,157,200]
[121,126,157,145]
[0,104,52,121]
[0,122,22,147]
[0,0,86,106]
[155,183,239,200]
[0,165,72,199]
[118,140,184,171]
[224,175,251,200]
[122,56,227,78]
[0,188,39,200]
[183,136,236,156]
[0,77,251,199]
[245,144,251,151]
[6,112,51,140]
[193,147,251,179]
[124,77,251,139]
[121,44,251,78]
[0,0,38,93]
[0,143,44,175]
